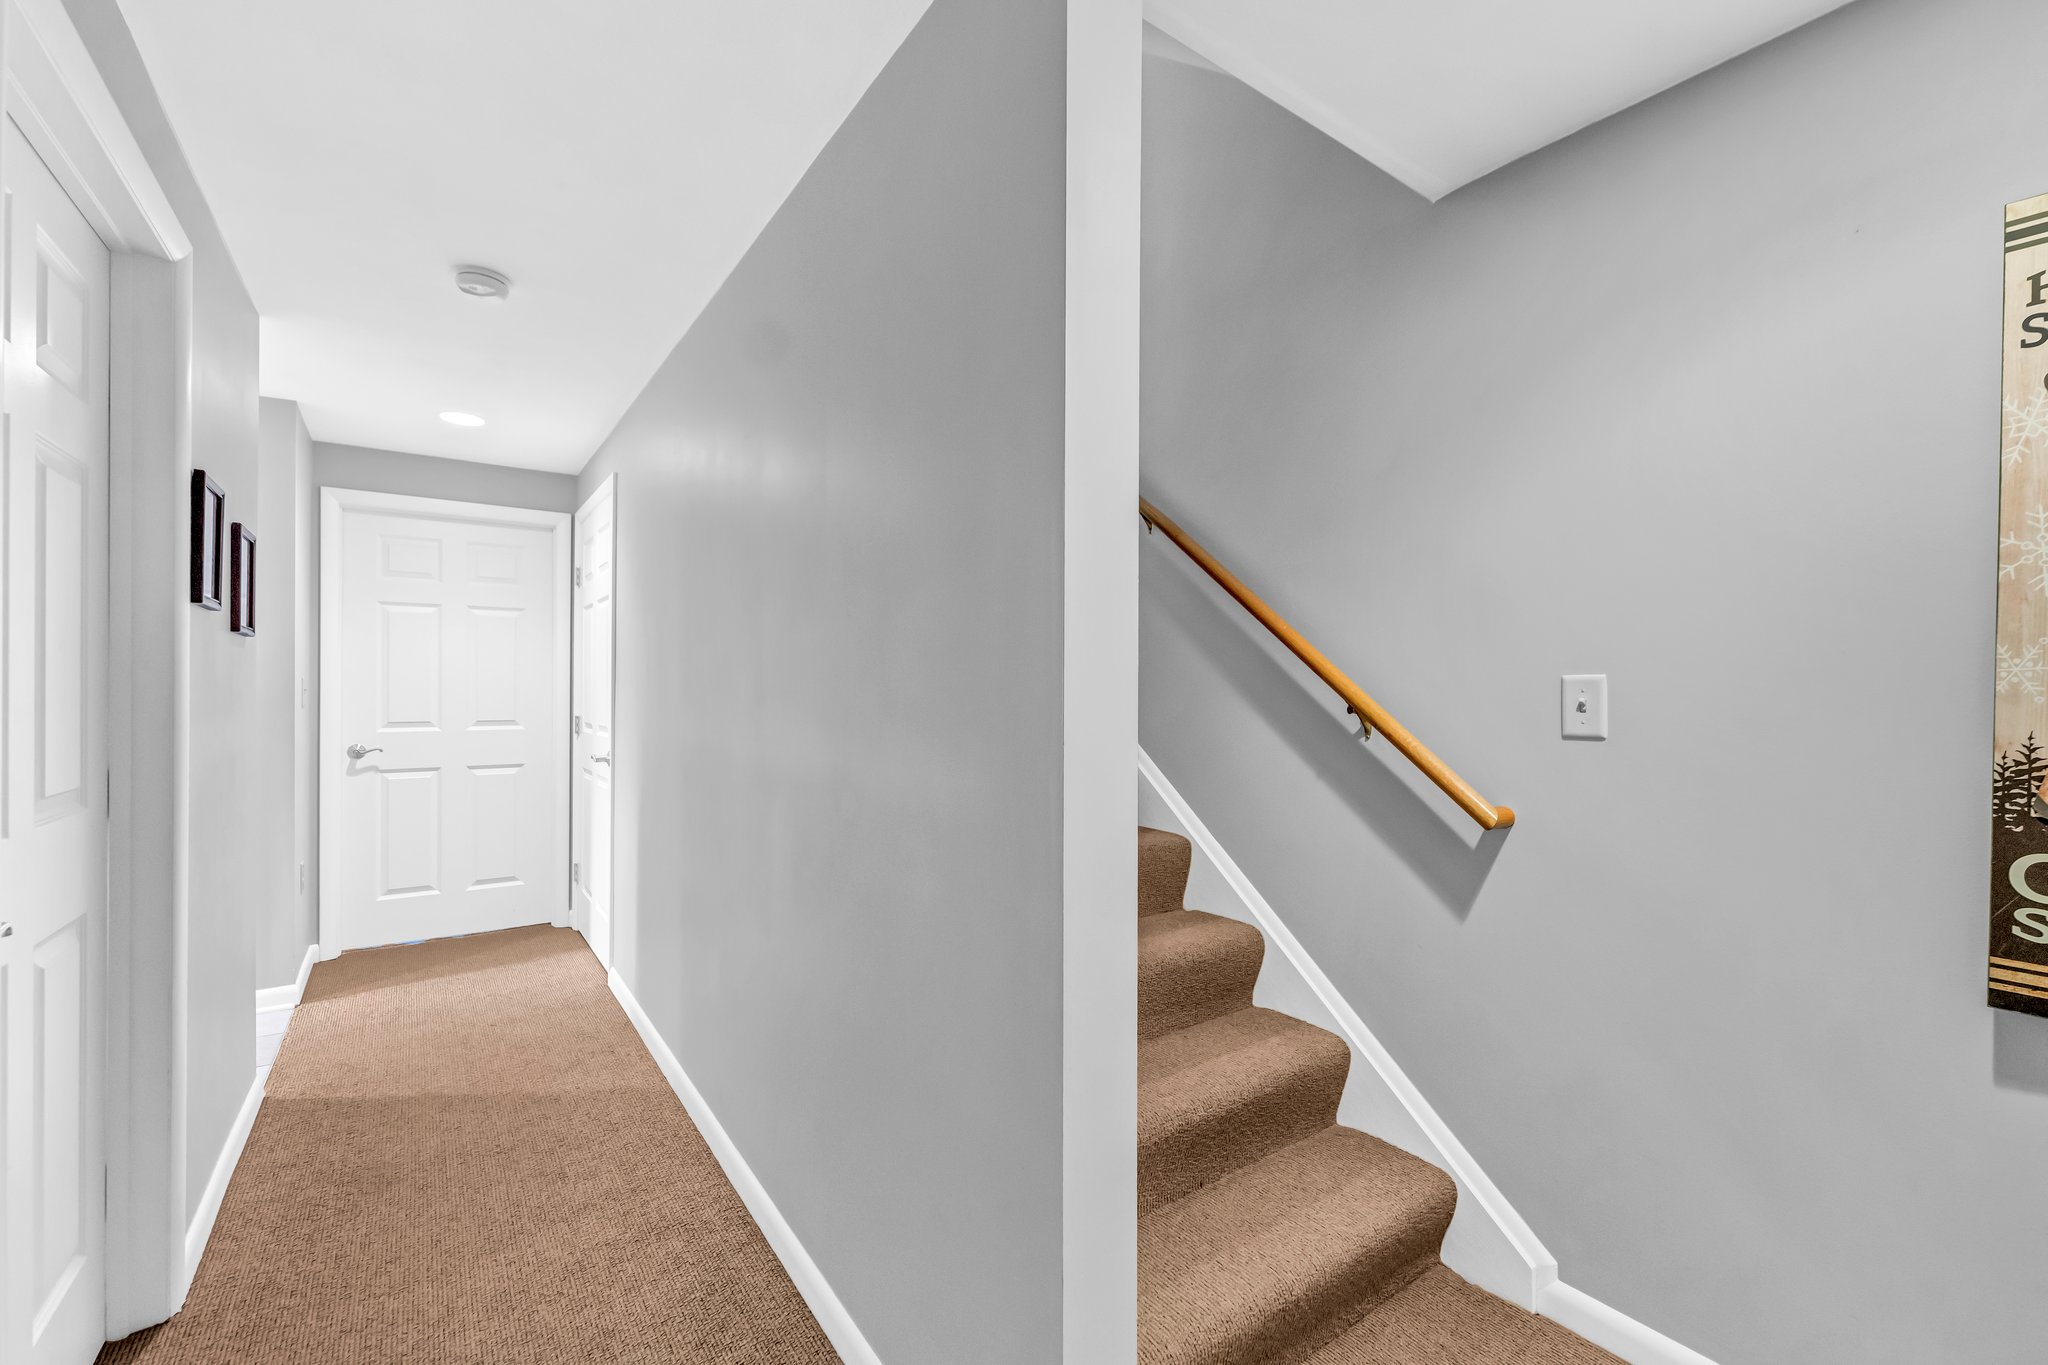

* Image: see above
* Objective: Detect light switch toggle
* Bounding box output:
[1561,675,1608,740]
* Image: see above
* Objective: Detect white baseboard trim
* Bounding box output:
[255,942,320,1011]
[1537,1283,1721,1365]
[180,1073,264,1298]
[605,969,883,1365]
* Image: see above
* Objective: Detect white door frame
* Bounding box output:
[318,487,572,958]
[0,0,195,1339]
[570,473,615,965]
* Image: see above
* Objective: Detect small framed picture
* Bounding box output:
[190,469,224,610]
[230,522,256,636]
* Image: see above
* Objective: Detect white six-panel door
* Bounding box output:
[321,491,568,955]
[571,476,614,967]
[0,116,111,1365]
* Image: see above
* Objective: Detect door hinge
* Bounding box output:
[574,566,582,587]
[573,714,581,735]
[573,861,580,886]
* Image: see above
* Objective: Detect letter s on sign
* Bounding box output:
[2010,854,2048,942]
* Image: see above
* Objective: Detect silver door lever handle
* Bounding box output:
[593,754,611,765]
[347,744,384,760]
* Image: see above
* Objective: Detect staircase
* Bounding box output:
[1137,827,1620,1364]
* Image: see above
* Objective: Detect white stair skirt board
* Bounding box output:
[606,970,883,1365]
[182,1075,264,1299]
[1138,749,1718,1365]
[1535,1283,1723,1365]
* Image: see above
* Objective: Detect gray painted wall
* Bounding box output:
[576,0,1067,1358]
[256,400,313,987]
[313,442,581,514]
[1139,1,2048,1359]
[68,0,266,1223]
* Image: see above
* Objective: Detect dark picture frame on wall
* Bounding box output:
[190,469,225,610]
[230,522,256,636]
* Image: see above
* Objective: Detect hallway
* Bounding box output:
[99,929,841,1365]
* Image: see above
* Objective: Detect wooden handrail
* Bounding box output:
[1139,497,1516,831]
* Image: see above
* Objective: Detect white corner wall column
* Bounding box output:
[105,247,193,1334]
[3,0,195,1338]
[1062,1,1141,1360]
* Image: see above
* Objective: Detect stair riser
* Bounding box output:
[1139,828,1192,917]
[1142,1229,1444,1365]
[1139,925,1263,1040]
[1136,1126,1462,1365]
[1139,1046,1349,1213]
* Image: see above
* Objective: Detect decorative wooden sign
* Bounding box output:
[1992,192,2048,1016]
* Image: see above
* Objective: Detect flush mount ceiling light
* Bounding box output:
[439,411,486,427]
[454,265,511,300]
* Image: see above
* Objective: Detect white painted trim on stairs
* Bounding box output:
[180,1074,263,1299]
[255,943,320,1012]
[1138,749,1718,1365]
[1536,1283,1722,1365]
[606,969,883,1365]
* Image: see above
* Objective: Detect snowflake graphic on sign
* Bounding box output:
[2001,639,2048,702]
[2003,506,2048,593]
[2008,393,2048,468]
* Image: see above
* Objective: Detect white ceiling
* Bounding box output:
[1145,0,1860,201]
[116,0,933,472]
[116,0,1856,474]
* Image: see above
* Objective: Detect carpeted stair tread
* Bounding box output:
[1139,1006,1350,1212]
[1139,909,1265,1040]
[1300,1264,1624,1365]
[1139,1126,1458,1365]
[1140,826,1193,917]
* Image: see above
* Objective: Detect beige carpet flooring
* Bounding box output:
[100,926,841,1365]
[1137,827,1621,1365]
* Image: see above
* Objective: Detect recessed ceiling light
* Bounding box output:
[439,411,485,427]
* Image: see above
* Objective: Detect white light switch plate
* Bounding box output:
[1561,674,1608,740]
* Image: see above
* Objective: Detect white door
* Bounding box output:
[571,477,614,967]
[322,491,568,954]
[0,117,111,1365]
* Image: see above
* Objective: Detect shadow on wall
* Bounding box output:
[1145,537,1507,919]
[1993,1009,2048,1097]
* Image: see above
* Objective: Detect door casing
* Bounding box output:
[571,474,616,969]
[0,0,197,1339]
